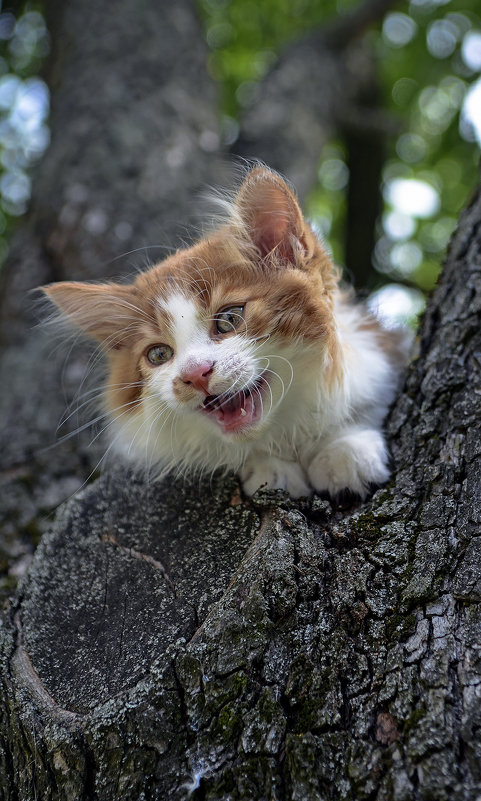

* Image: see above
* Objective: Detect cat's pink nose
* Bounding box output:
[180,361,214,394]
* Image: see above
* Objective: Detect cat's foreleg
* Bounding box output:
[305,425,390,499]
[240,453,311,498]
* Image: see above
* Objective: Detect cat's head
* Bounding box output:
[43,167,341,471]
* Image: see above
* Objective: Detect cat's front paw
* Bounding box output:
[240,455,310,498]
[307,428,390,499]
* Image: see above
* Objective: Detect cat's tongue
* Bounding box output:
[205,390,256,432]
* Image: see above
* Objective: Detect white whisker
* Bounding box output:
[59,381,144,428]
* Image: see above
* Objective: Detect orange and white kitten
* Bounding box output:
[43,167,408,499]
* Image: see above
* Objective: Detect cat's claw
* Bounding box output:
[307,428,390,499]
[240,456,311,498]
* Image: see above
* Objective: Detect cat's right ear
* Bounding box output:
[42,281,138,345]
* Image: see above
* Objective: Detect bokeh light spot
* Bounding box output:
[383,13,418,47]
[385,178,440,218]
[368,283,425,328]
[461,30,481,71]
[426,19,459,59]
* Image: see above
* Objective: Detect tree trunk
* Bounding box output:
[1,178,481,799]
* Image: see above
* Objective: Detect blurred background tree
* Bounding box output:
[1,0,480,328]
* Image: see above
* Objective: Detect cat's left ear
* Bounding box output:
[235,167,315,265]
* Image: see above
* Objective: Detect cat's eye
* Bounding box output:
[215,305,245,334]
[146,344,174,365]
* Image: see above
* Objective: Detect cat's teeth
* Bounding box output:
[240,407,247,417]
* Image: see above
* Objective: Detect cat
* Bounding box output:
[43,166,409,499]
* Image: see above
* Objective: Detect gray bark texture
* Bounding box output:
[1,171,481,801]
[2,1,481,799]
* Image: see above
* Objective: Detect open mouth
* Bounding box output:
[200,376,266,433]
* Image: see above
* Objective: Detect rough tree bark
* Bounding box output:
[1,181,481,799]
